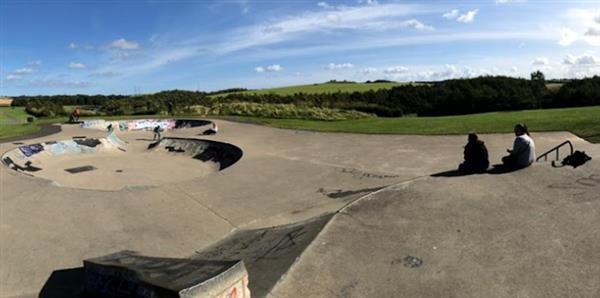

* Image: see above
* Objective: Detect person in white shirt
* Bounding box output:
[203,122,218,135]
[502,123,536,168]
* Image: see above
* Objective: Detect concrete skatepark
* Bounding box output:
[0,119,599,297]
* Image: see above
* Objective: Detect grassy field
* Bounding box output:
[211,82,406,97]
[0,107,30,125]
[230,106,600,143]
[0,107,64,139]
[2,106,599,143]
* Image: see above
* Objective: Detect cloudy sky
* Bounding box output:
[1,0,599,95]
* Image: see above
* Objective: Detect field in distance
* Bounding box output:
[211,81,407,97]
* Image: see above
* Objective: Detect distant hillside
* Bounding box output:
[211,82,407,97]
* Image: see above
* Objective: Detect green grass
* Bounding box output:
[229,106,600,143]
[211,82,406,97]
[0,106,66,139]
[2,106,599,143]
[0,107,30,125]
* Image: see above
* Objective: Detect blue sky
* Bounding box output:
[1,0,599,95]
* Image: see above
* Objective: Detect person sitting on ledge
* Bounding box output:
[203,122,218,135]
[458,133,489,173]
[502,123,536,169]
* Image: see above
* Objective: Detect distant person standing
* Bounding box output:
[203,122,218,135]
[502,123,536,169]
[153,125,162,140]
[459,133,489,173]
[168,101,174,116]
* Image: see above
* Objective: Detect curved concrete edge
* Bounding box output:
[149,137,243,170]
[1,137,116,173]
[81,119,212,132]
[1,136,243,182]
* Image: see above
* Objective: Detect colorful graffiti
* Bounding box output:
[18,144,44,157]
[81,119,211,132]
[2,136,121,172]
[107,131,127,148]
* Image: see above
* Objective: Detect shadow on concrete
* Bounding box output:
[39,267,85,298]
[194,214,333,297]
[431,164,523,177]
[486,164,522,175]
[430,169,474,177]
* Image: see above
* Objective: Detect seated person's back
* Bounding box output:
[459,133,489,173]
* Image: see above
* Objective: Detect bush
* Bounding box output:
[25,100,66,117]
[192,102,372,120]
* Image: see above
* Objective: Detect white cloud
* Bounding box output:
[495,0,526,4]
[89,71,120,78]
[267,64,283,72]
[216,3,425,54]
[317,2,332,9]
[327,63,355,70]
[69,62,87,69]
[6,74,22,81]
[410,65,480,81]
[69,42,78,49]
[29,60,42,66]
[511,66,518,73]
[256,64,283,72]
[29,79,92,88]
[558,28,577,46]
[14,68,33,75]
[564,9,600,46]
[563,54,598,65]
[562,54,600,78]
[383,66,408,74]
[442,9,459,20]
[401,19,434,31]
[457,9,478,23]
[585,28,600,36]
[531,57,549,65]
[595,14,600,24]
[358,0,378,5]
[361,67,378,75]
[111,38,140,50]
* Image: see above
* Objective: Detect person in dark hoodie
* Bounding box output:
[459,133,489,173]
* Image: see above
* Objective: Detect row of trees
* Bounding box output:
[11,75,600,118]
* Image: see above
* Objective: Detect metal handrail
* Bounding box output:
[536,140,573,162]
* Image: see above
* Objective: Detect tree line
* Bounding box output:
[10,74,600,118]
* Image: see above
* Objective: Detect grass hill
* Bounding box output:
[211,81,406,97]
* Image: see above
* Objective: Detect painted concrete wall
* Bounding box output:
[81,119,211,132]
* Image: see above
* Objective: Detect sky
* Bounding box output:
[1,0,599,96]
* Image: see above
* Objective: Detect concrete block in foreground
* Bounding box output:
[83,250,250,298]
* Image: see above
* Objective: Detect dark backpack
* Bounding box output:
[561,151,592,168]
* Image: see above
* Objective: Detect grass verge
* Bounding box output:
[227,106,600,143]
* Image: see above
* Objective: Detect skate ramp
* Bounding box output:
[194,214,333,297]
[81,119,211,132]
[271,162,600,297]
[1,136,242,190]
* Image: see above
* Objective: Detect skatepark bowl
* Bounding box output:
[1,119,243,191]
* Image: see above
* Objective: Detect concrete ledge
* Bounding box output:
[84,251,250,298]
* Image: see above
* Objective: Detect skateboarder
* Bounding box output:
[153,125,162,140]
